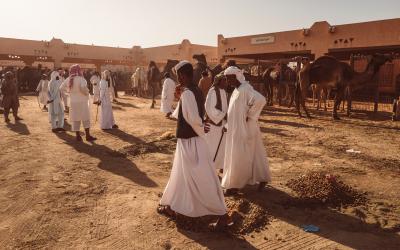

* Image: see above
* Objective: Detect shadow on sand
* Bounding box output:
[235,186,400,249]
[178,229,257,250]
[259,126,290,137]
[55,131,157,188]
[114,101,139,109]
[101,128,147,145]
[259,118,322,130]
[6,120,30,135]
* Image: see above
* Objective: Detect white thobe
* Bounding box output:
[91,75,101,103]
[60,76,91,130]
[141,70,148,91]
[160,90,227,217]
[204,87,228,170]
[59,76,69,107]
[47,79,64,129]
[131,71,139,88]
[36,80,49,105]
[99,79,116,129]
[160,78,176,114]
[222,82,271,189]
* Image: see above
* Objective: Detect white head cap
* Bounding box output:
[174,60,191,73]
[50,71,60,81]
[224,66,246,84]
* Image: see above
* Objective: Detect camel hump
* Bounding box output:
[310,56,340,71]
[312,56,338,66]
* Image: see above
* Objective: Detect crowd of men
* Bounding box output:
[0,59,272,230]
[157,60,271,230]
[1,57,399,230]
[0,65,119,138]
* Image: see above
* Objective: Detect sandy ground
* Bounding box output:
[0,94,399,249]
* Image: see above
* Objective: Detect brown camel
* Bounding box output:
[296,54,392,120]
[161,59,179,81]
[262,63,297,107]
[192,54,208,85]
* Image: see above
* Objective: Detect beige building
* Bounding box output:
[0,37,217,71]
[218,18,400,93]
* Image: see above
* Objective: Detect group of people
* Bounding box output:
[18,65,118,138]
[157,61,271,230]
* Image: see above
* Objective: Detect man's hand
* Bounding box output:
[204,122,210,133]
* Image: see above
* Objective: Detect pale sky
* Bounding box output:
[1,0,399,48]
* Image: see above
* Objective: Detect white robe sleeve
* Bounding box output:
[79,78,90,96]
[99,80,107,102]
[161,80,168,100]
[167,80,176,101]
[181,90,205,137]
[36,80,42,92]
[171,102,179,119]
[246,86,266,121]
[48,81,56,100]
[59,78,69,94]
[205,88,226,124]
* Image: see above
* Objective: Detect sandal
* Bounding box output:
[208,216,234,232]
[157,205,176,217]
[86,136,97,141]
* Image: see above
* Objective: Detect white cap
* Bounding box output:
[174,60,191,72]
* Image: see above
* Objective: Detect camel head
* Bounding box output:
[192,54,207,65]
[368,53,393,74]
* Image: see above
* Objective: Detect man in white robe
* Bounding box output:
[140,67,148,96]
[108,71,116,102]
[60,64,96,142]
[99,70,118,130]
[36,74,49,110]
[90,71,101,103]
[158,61,231,229]
[58,68,69,113]
[204,73,228,170]
[222,66,271,195]
[160,72,176,118]
[47,71,65,132]
[131,68,139,96]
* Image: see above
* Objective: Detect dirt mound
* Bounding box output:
[118,135,176,157]
[168,197,269,235]
[226,197,269,235]
[287,171,366,207]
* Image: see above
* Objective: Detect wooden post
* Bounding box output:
[374,74,379,113]
[347,54,355,116]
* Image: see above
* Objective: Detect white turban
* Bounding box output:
[50,71,60,81]
[224,66,246,84]
[102,70,111,79]
[174,60,191,73]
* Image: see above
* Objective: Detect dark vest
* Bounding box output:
[176,85,205,139]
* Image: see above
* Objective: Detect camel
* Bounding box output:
[261,67,277,106]
[296,54,392,120]
[161,59,179,81]
[261,63,297,107]
[311,84,332,111]
[192,54,208,85]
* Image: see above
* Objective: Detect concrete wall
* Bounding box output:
[218,18,400,60]
[0,37,218,70]
[142,39,218,66]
